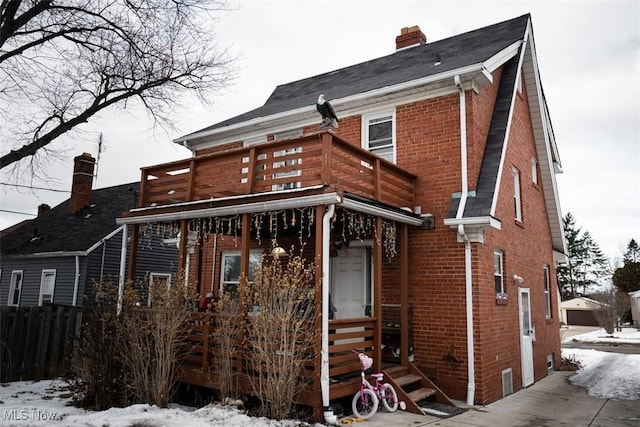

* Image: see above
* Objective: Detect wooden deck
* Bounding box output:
[137,131,416,211]
[177,312,378,411]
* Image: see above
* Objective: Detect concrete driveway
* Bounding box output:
[344,371,640,427]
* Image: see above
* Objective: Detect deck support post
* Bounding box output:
[400,223,409,366]
[374,216,383,373]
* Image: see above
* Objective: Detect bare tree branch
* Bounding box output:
[0,0,235,171]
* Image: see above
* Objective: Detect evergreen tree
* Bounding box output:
[557,213,610,299]
[612,239,640,293]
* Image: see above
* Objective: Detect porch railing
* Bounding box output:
[139,132,416,211]
[178,313,376,396]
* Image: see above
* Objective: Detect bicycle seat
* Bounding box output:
[371,373,384,380]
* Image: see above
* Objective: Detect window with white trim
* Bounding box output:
[242,136,268,184]
[512,167,522,221]
[543,265,551,318]
[531,157,538,185]
[148,272,172,306]
[272,129,303,191]
[8,270,23,306]
[221,251,262,297]
[494,251,504,294]
[39,269,56,306]
[362,111,395,163]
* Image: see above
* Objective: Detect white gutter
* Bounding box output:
[339,198,423,226]
[321,204,338,425]
[116,192,342,225]
[454,75,476,406]
[72,255,80,306]
[117,224,128,315]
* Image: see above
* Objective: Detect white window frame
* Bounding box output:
[531,157,538,185]
[494,251,504,294]
[148,272,172,306]
[39,269,56,306]
[8,270,23,306]
[220,250,262,296]
[362,110,396,163]
[272,129,303,191]
[512,167,522,221]
[543,265,551,318]
[241,136,268,184]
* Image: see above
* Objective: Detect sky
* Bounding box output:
[1,0,638,264]
[0,328,638,426]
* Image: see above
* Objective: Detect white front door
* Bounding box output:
[519,288,534,387]
[330,246,368,319]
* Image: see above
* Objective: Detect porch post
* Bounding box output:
[238,213,251,371]
[374,217,383,372]
[178,220,189,281]
[314,205,325,421]
[400,223,409,365]
[126,224,139,281]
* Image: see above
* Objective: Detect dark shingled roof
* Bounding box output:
[1,182,139,255]
[181,14,530,138]
[448,54,521,219]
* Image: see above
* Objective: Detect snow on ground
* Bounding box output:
[1,327,638,426]
[561,326,640,401]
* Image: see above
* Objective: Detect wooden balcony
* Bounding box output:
[138,131,416,211]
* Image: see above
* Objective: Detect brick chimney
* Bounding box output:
[69,152,95,214]
[395,25,427,50]
[37,204,51,217]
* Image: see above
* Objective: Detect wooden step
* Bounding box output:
[384,365,409,377]
[406,387,437,402]
[393,374,422,388]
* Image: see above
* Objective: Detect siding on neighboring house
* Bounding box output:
[0,256,83,306]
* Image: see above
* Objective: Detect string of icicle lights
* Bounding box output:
[139,207,398,262]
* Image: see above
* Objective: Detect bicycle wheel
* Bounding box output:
[352,388,379,420]
[380,383,399,412]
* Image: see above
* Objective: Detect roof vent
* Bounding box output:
[395,25,427,50]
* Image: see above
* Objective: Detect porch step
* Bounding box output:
[383,364,456,416]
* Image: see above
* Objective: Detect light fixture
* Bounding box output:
[271,246,288,258]
[513,274,524,284]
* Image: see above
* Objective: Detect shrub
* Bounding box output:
[243,252,318,420]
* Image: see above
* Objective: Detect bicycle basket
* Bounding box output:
[358,353,373,370]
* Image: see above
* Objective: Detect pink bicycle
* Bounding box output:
[350,350,405,419]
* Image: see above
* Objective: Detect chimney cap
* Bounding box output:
[396,25,427,50]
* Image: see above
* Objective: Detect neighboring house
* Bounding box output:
[0,153,179,308]
[629,290,640,327]
[117,14,566,421]
[560,297,603,326]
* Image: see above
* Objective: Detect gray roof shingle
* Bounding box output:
[181,14,530,138]
[1,182,139,255]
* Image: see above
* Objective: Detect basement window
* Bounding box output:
[502,368,513,397]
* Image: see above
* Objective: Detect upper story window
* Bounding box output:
[39,269,56,306]
[8,270,23,306]
[494,251,504,294]
[221,250,262,297]
[362,110,395,163]
[512,167,522,222]
[531,157,538,186]
[272,128,303,191]
[543,265,551,318]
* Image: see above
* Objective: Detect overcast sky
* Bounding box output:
[1,0,638,264]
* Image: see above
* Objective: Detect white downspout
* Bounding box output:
[117,224,128,315]
[72,255,80,306]
[455,75,476,405]
[321,204,338,425]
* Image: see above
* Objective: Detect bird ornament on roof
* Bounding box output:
[316,94,339,130]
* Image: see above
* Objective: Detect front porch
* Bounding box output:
[117,130,435,420]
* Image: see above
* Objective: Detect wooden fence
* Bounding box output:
[0,305,82,382]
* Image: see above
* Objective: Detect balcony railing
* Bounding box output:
[139,132,416,211]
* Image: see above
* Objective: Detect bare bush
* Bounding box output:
[243,253,318,420]
[71,275,194,409]
[120,279,193,407]
[588,290,617,335]
[212,290,243,403]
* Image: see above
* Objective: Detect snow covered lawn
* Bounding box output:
[1,327,638,426]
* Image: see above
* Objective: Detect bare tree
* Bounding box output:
[0,0,234,173]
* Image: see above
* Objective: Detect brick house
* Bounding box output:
[117,14,566,421]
